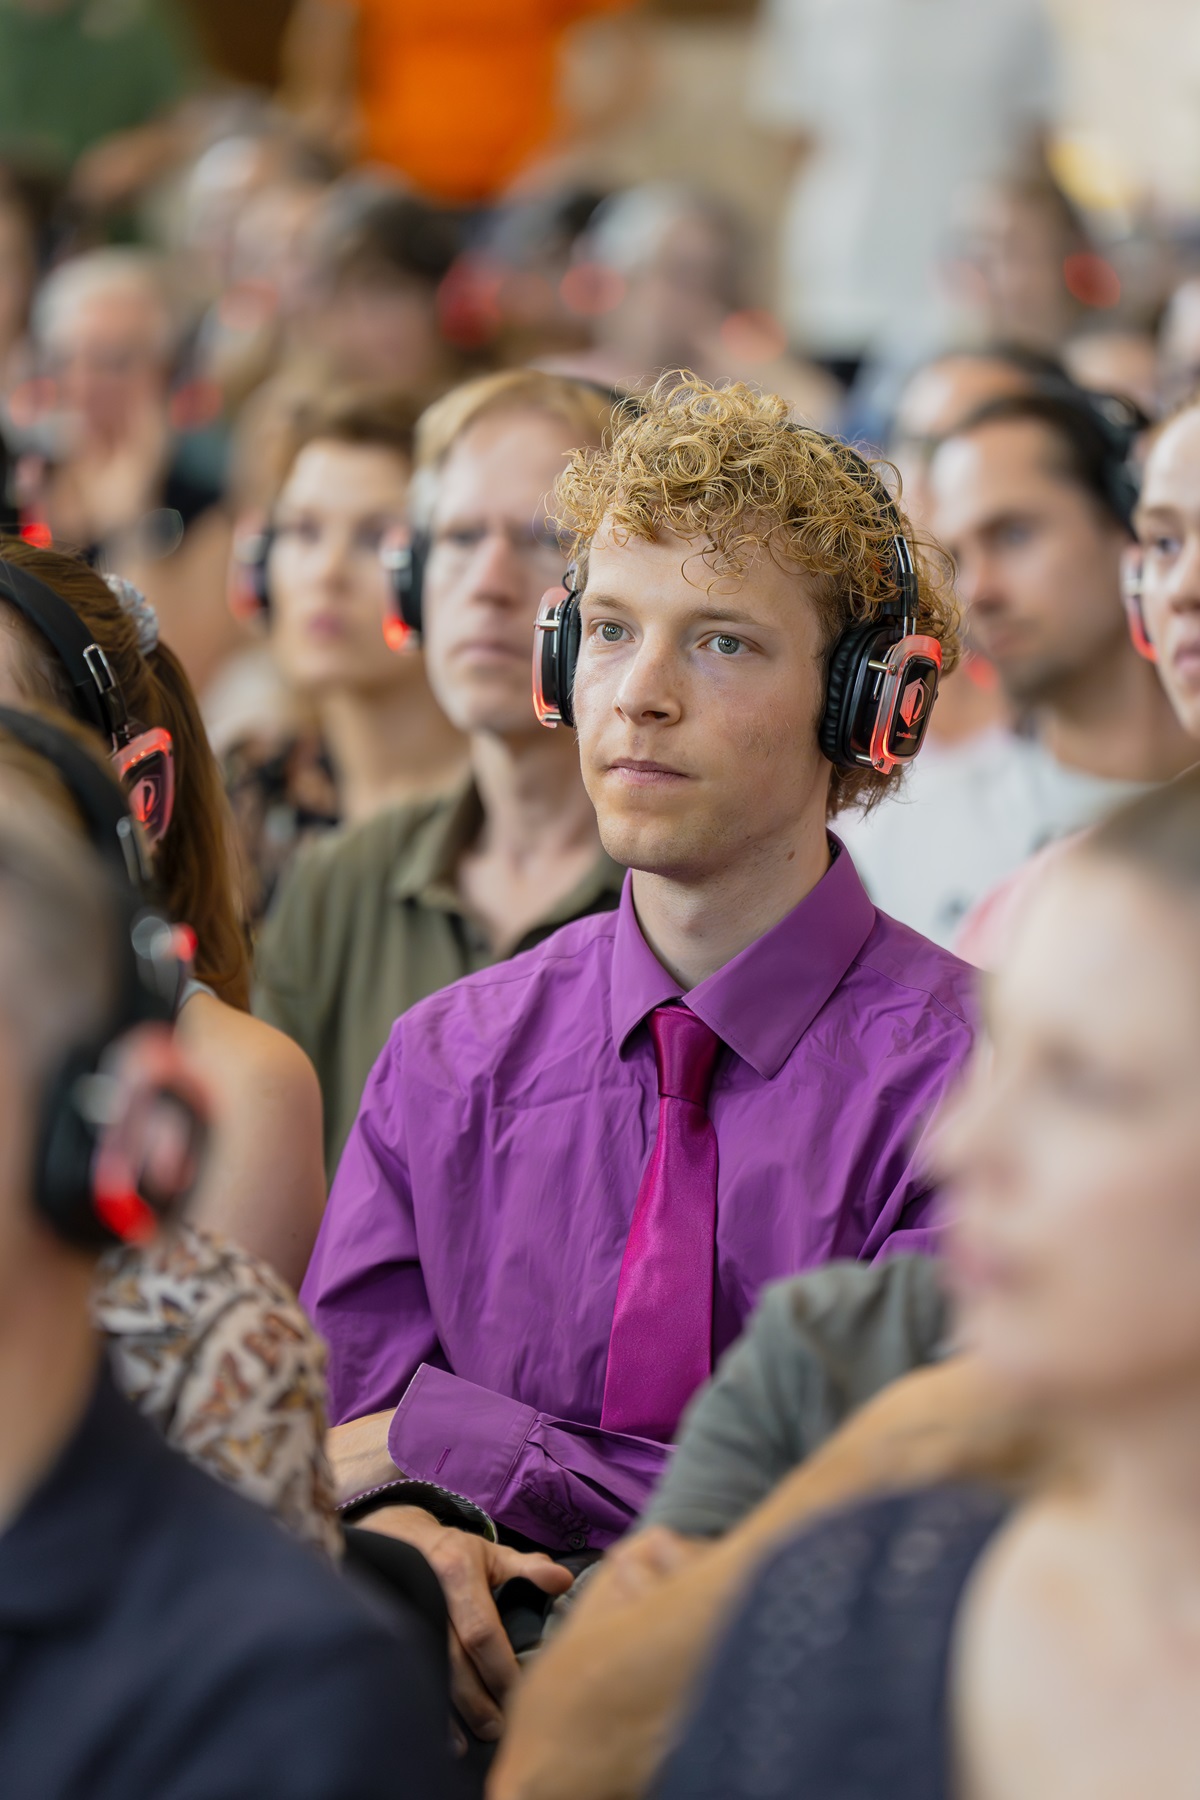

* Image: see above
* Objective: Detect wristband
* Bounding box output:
[338,1478,498,1543]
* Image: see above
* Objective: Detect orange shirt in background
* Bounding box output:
[355,0,633,206]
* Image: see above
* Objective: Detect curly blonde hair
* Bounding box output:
[554,373,959,816]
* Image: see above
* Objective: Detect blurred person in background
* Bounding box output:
[225,388,466,923]
[297,177,465,398]
[0,539,324,1288]
[175,121,340,421]
[548,181,840,425]
[944,173,1101,357]
[886,343,1071,753]
[1064,323,1161,419]
[748,0,1058,381]
[255,369,624,1172]
[16,248,242,699]
[0,772,453,1798]
[658,773,1200,1800]
[280,0,634,208]
[844,390,1193,945]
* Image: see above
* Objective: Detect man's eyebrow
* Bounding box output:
[580,593,765,626]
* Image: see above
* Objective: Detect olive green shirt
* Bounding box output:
[253,780,625,1177]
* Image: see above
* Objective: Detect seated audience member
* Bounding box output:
[226,388,465,921]
[1064,324,1161,420]
[20,249,241,700]
[493,389,1200,1800]
[885,343,1070,752]
[957,382,1200,964]
[298,177,464,397]
[305,375,972,1738]
[554,182,841,427]
[255,370,627,1172]
[843,390,1194,945]
[0,705,339,1556]
[657,774,1200,1800]
[0,540,324,1287]
[0,761,454,1798]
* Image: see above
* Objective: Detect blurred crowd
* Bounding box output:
[8,2,1200,1797]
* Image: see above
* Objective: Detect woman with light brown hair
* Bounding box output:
[0,536,324,1288]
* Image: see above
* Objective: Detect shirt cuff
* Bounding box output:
[388,1363,538,1520]
[339,1477,497,1541]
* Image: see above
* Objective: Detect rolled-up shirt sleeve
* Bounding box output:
[301,1034,443,1424]
[388,1364,671,1552]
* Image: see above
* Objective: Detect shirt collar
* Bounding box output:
[610,834,877,1079]
[0,1363,155,1630]
[388,775,625,927]
[388,777,485,909]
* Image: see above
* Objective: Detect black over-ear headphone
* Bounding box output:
[0,556,176,841]
[0,706,202,1249]
[231,520,275,624]
[382,380,637,643]
[533,428,943,776]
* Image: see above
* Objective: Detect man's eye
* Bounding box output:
[1148,536,1181,558]
[711,634,742,656]
[597,621,625,643]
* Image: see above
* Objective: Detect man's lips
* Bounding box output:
[605,758,691,786]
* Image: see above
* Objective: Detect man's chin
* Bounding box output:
[597,812,710,880]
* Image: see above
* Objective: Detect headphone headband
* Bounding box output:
[0,556,129,741]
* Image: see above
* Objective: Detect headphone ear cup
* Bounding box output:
[34,1046,111,1250]
[386,530,429,637]
[556,594,582,729]
[231,525,274,623]
[819,623,874,768]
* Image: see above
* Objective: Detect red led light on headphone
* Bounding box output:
[112,726,175,843]
[866,635,943,774]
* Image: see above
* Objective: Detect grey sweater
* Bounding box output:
[642,1255,949,1538]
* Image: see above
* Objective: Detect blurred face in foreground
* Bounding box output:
[1133,406,1200,738]
[573,525,830,882]
[942,851,1200,1411]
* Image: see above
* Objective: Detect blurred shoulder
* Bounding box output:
[178,989,320,1102]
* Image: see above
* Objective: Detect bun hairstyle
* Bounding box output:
[0,538,250,1010]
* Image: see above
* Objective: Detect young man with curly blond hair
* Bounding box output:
[304,375,975,1739]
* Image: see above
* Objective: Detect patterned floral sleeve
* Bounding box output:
[93,1222,342,1560]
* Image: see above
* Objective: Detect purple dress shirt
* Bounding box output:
[302,840,976,1552]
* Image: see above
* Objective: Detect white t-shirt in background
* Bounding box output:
[838,728,1151,948]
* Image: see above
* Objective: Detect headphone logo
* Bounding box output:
[899,676,930,731]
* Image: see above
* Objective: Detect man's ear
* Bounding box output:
[89,1025,210,1243]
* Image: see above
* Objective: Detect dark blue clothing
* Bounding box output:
[0,1367,455,1800]
[657,1484,1010,1800]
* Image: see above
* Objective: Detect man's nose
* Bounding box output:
[954,550,1004,616]
[613,636,683,724]
[468,529,533,606]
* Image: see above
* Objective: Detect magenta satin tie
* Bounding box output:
[601,1003,721,1440]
